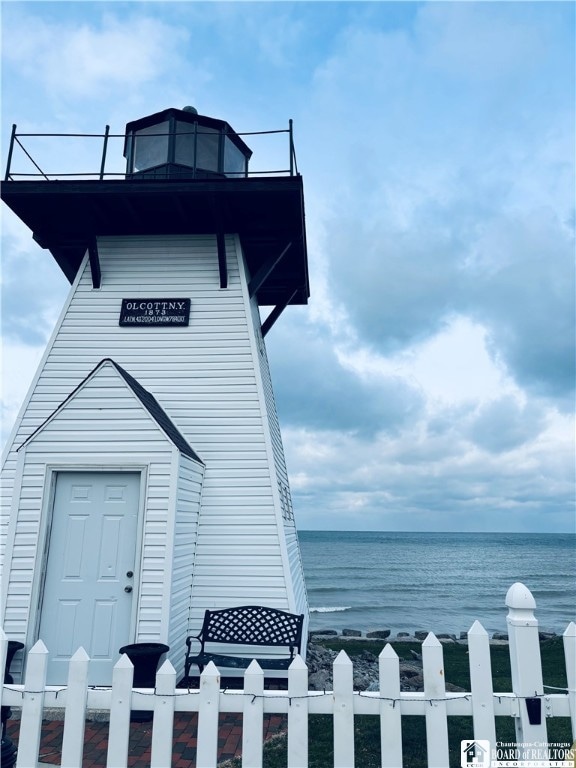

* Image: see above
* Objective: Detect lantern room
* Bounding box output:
[124,106,253,180]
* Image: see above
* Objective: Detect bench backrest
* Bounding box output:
[200,605,304,653]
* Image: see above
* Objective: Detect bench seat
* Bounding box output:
[189,651,296,671]
[185,605,305,677]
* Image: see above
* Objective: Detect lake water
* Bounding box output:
[299,531,575,636]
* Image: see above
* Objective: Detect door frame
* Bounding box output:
[29,464,148,657]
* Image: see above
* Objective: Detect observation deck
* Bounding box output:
[2,111,309,311]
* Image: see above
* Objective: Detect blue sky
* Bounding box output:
[1,1,574,532]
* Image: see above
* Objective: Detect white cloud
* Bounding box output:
[416,2,547,82]
[0,340,44,446]
[2,11,189,99]
[0,210,35,260]
[2,211,69,345]
[337,315,514,406]
[305,9,575,402]
[284,403,575,532]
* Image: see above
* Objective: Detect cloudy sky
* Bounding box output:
[1,1,574,533]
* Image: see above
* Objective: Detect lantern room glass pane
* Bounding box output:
[132,121,169,172]
[174,120,196,168]
[175,121,220,172]
[224,136,246,177]
[196,126,220,172]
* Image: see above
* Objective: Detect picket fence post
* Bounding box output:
[468,620,496,746]
[422,633,449,768]
[151,659,176,768]
[107,653,134,768]
[333,650,354,768]
[16,639,48,768]
[243,660,264,768]
[196,661,221,768]
[506,582,549,761]
[288,655,309,768]
[61,647,89,767]
[562,622,576,738]
[379,643,403,768]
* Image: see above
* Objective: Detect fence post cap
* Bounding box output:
[289,654,307,670]
[245,658,264,675]
[563,621,576,638]
[334,649,352,666]
[70,646,90,662]
[379,644,398,660]
[468,620,488,637]
[157,658,176,675]
[506,582,538,626]
[115,653,134,669]
[29,639,49,654]
[505,582,536,610]
[201,660,221,679]
[422,632,441,647]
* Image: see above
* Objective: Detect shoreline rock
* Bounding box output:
[366,629,391,639]
[309,627,559,644]
[306,641,464,693]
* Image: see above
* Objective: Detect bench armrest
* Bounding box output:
[185,634,202,652]
[184,633,205,677]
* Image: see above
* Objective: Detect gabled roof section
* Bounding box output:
[19,358,203,463]
[109,360,202,462]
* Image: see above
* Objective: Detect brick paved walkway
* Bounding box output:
[6,711,287,767]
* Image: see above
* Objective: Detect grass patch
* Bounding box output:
[224,636,572,767]
[320,635,568,691]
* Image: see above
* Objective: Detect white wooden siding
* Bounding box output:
[285,528,309,627]
[2,233,308,657]
[2,362,206,651]
[249,296,308,621]
[167,455,204,678]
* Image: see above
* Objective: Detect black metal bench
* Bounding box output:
[184,605,305,677]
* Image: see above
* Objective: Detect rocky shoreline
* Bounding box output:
[309,627,559,643]
[306,641,432,693]
[306,628,560,693]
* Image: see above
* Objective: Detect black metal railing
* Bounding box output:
[3,122,299,182]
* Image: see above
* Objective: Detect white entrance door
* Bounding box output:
[39,471,140,684]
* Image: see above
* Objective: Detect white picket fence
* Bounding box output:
[1,582,575,768]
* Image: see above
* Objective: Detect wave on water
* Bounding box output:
[301,531,576,634]
[309,606,351,613]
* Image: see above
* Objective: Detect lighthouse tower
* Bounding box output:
[1,107,309,684]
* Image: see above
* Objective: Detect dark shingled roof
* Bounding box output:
[108,359,203,463]
[19,358,203,464]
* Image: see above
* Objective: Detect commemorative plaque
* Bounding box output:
[119,298,191,327]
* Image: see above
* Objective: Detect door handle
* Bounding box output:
[124,586,133,593]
